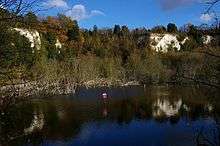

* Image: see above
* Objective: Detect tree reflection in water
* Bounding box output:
[0,86,219,146]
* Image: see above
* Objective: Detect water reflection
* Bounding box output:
[153,98,182,117]
[24,111,44,135]
[0,86,219,146]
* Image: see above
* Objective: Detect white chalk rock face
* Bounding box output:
[181,37,189,44]
[153,98,182,117]
[55,39,62,49]
[13,28,41,50]
[202,35,213,45]
[150,33,188,53]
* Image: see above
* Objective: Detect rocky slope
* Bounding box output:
[12,28,213,54]
[150,33,213,53]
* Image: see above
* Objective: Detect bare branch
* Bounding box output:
[203,0,220,28]
[182,75,220,88]
[0,0,42,22]
[205,0,220,14]
[193,50,220,58]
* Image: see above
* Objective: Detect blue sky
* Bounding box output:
[40,0,219,29]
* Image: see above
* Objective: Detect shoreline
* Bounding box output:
[0,80,218,111]
[0,79,140,99]
[1,78,215,99]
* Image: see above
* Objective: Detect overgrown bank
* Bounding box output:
[0,11,220,108]
[1,51,219,99]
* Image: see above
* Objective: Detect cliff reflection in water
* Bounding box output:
[1,86,220,146]
[24,111,44,135]
[153,98,182,117]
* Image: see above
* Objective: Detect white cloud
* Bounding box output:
[43,0,68,8]
[65,4,105,21]
[200,13,214,22]
[42,1,104,21]
[91,10,105,16]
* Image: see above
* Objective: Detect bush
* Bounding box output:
[180,38,198,51]
[0,29,34,69]
[126,53,165,83]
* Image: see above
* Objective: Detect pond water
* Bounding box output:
[1,86,220,146]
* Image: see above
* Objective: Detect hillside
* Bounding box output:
[0,13,219,100]
[9,28,214,54]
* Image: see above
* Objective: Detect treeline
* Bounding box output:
[0,10,220,89]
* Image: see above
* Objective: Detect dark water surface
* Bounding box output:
[1,86,220,146]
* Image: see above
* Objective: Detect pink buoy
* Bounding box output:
[102,93,108,99]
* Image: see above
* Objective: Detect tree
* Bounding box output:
[151,25,166,33]
[0,0,41,22]
[67,20,80,41]
[93,25,98,34]
[178,0,220,89]
[205,0,220,13]
[113,25,121,36]
[24,11,38,27]
[187,25,203,45]
[57,14,74,31]
[121,25,129,37]
[167,23,178,33]
[204,0,220,29]
[0,29,34,70]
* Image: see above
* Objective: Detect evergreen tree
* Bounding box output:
[24,12,38,28]
[121,25,129,37]
[67,20,80,41]
[187,25,203,45]
[113,25,121,36]
[151,25,166,33]
[93,25,98,34]
[167,23,178,33]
